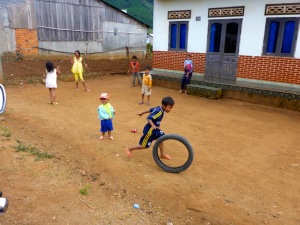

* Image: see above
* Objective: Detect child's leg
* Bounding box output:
[82,81,89,91]
[74,73,79,90]
[159,142,172,160]
[99,131,106,140]
[146,95,150,105]
[108,131,114,140]
[137,73,142,85]
[78,72,89,91]
[124,145,146,158]
[179,74,186,93]
[51,89,56,103]
[139,94,144,104]
[187,72,193,84]
[48,89,52,103]
[182,72,189,93]
[132,73,136,86]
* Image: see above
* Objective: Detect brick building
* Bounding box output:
[152,0,300,86]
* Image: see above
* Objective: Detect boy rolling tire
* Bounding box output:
[152,134,194,173]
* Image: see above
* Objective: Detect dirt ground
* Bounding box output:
[0,59,300,225]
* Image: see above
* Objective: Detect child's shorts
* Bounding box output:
[142,85,151,95]
[139,127,164,148]
[73,72,84,82]
[100,119,113,132]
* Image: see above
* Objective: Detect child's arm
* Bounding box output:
[137,109,151,116]
[69,57,73,65]
[147,119,158,130]
[82,58,88,68]
[56,66,61,75]
[127,63,132,73]
[148,75,152,90]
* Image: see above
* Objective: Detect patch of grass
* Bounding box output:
[27,78,35,84]
[79,185,91,196]
[14,140,54,161]
[1,130,12,137]
[0,126,12,139]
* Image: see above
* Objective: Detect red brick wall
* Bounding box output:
[15,29,38,56]
[153,51,206,73]
[153,51,300,85]
[237,56,300,85]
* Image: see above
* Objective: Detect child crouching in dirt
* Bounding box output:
[98,93,115,140]
[124,96,174,159]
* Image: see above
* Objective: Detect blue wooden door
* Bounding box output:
[205,19,242,80]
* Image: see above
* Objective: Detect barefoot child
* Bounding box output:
[98,93,115,140]
[139,66,152,106]
[124,96,175,159]
[45,61,61,105]
[70,50,89,91]
[128,55,142,87]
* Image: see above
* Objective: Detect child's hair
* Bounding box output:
[46,61,55,72]
[162,97,175,106]
[132,55,137,60]
[75,50,81,56]
[145,66,151,70]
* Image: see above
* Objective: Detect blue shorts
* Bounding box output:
[100,119,113,132]
[139,127,164,148]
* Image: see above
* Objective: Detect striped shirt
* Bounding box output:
[146,106,164,127]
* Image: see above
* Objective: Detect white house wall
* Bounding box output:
[153,0,300,58]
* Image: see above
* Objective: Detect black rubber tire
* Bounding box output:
[152,134,194,173]
[0,84,7,114]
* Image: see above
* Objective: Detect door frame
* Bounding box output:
[205,19,243,80]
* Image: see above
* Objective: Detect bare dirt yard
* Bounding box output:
[0,59,300,225]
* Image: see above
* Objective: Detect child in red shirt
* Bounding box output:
[128,55,142,87]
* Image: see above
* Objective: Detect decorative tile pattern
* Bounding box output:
[265,3,300,15]
[208,7,244,17]
[168,10,191,19]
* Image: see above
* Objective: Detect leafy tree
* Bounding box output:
[102,0,153,27]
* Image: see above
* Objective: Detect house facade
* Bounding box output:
[0,0,148,58]
[153,0,300,86]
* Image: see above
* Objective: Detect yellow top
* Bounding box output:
[143,74,152,88]
[71,57,83,73]
[102,103,113,118]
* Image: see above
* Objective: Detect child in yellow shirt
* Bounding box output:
[139,66,152,106]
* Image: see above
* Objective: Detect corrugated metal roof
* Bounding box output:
[0,0,25,7]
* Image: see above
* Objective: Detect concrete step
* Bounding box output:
[186,84,222,99]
